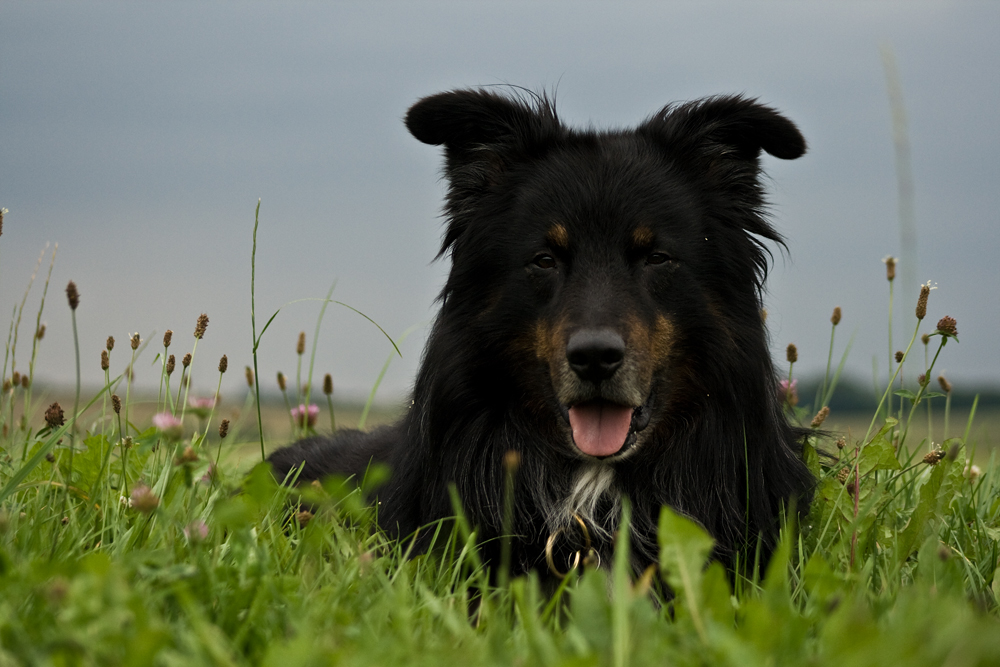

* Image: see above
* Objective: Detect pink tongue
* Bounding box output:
[568,401,634,457]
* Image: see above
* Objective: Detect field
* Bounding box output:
[3,217,1000,665]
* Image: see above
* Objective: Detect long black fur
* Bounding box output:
[269,88,815,578]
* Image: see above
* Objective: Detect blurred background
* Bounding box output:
[2,2,998,432]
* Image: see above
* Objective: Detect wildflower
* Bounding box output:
[189,396,215,410]
[882,256,896,281]
[130,485,159,514]
[936,316,958,338]
[835,437,846,450]
[45,402,65,429]
[101,350,110,371]
[297,331,306,355]
[182,353,192,369]
[20,375,28,389]
[36,324,45,340]
[323,373,334,395]
[1,379,9,393]
[894,350,904,364]
[163,330,173,348]
[917,373,926,387]
[45,452,56,463]
[174,446,199,465]
[245,366,255,387]
[836,467,851,484]
[65,281,80,310]
[106,336,115,351]
[778,379,798,407]
[111,394,122,414]
[219,419,230,439]
[218,354,228,373]
[938,376,952,393]
[11,371,19,386]
[923,449,945,466]
[291,404,319,428]
[277,372,287,391]
[200,462,216,484]
[810,406,830,428]
[152,412,183,441]
[830,306,842,326]
[194,313,209,339]
[921,333,930,345]
[965,464,981,483]
[296,510,314,527]
[915,281,935,320]
[183,520,209,543]
[786,343,798,364]
[130,332,140,350]
[166,354,176,376]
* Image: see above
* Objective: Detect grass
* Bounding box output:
[1,211,1000,665]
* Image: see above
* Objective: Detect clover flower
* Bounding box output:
[778,379,798,407]
[152,412,184,441]
[291,404,320,428]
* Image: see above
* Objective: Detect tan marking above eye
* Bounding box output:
[631,226,654,248]
[546,224,569,250]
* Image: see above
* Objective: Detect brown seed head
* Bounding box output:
[895,350,904,364]
[923,449,946,466]
[218,354,228,374]
[163,330,173,348]
[45,402,65,428]
[111,394,121,414]
[65,281,79,310]
[101,350,110,371]
[130,333,140,350]
[11,371,20,386]
[936,316,958,337]
[921,333,930,346]
[938,375,952,393]
[810,406,830,429]
[174,446,199,465]
[884,256,896,281]
[297,331,306,355]
[244,365,254,387]
[831,306,842,326]
[0,208,4,236]
[194,313,209,339]
[296,510,314,527]
[504,450,521,473]
[20,375,28,389]
[836,467,851,484]
[323,373,333,395]
[835,437,846,450]
[36,324,46,340]
[182,353,192,369]
[45,452,56,463]
[219,418,230,439]
[916,284,930,320]
[786,343,798,364]
[106,336,115,351]
[918,373,927,386]
[166,354,176,376]
[277,372,287,391]
[1,379,9,393]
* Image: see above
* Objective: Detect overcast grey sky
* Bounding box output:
[2,1,998,406]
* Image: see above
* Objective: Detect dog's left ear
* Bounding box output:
[643,95,806,162]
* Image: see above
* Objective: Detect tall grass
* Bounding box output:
[0,207,998,665]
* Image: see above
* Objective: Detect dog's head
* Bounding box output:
[407,89,805,461]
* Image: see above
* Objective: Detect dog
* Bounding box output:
[269,88,815,579]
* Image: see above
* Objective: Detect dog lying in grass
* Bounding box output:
[269,88,815,579]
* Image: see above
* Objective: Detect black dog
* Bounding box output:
[269,88,815,578]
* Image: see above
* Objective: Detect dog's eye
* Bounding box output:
[646,253,671,266]
[533,254,557,269]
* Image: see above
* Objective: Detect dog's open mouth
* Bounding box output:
[562,396,653,458]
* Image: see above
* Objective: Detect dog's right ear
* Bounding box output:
[405,88,558,153]
[406,89,562,257]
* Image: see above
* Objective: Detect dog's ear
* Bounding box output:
[644,95,806,162]
[406,88,558,153]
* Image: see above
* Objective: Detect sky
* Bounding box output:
[2,1,998,407]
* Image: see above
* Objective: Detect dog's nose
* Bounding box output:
[566,329,625,382]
